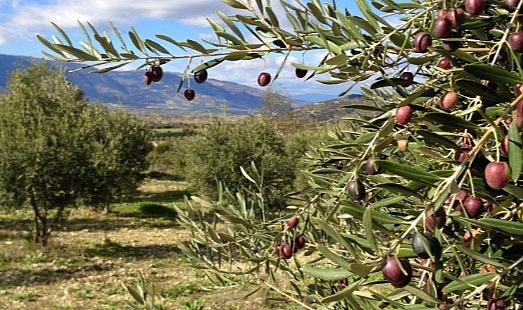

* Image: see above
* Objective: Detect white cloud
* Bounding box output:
[0,0,231,44]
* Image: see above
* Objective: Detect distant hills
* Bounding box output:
[0,53,364,116]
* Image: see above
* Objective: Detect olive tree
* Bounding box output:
[77,104,152,212]
[0,63,87,245]
[0,63,152,244]
[183,116,296,209]
[39,0,523,308]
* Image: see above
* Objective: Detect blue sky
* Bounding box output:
[0,0,363,100]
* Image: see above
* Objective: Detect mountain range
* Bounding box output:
[0,54,272,114]
[0,53,363,115]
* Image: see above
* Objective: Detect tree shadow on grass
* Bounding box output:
[0,244,182,287]
[0,214,178,238]
[125,189,191,205]
[85,242,181,260]
[0,261,117,287]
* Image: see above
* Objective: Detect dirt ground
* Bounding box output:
[0,181,288,310]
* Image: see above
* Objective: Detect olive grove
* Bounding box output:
[38,0,523,308]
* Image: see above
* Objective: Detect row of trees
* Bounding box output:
[38,0,523,308]
[0,63,152,245]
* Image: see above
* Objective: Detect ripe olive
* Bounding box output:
[465,0,485,16]
[395,105,413,125]
[194,69,208,84]
[184,88,196,101]
[381,256,413,288]
[413,32,432,53]
[484,162,510,190]
[434,18,452,38]
[258,72,272,87]
[412,232,442,260]
[347,180,365,201]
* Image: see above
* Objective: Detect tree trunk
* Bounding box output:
[29,189,50,246]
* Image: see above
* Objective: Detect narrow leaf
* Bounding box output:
[54,44,99,61]
[464,64,523,85]
[416,130,460,150]
[442,272,497,294]
[317,245,354,271]
[37,35,67,57]
[192,58,225,72]
[186,39,209,54]
[423,112,478,130]
[90,62,129,73]
[300,265,352,281]
[94,33,120,57]
[363,207,379,253]
[508,122,523,181]
[222,0,249,9]
[145,39,171,55]
[340,200,407,224]
[128,29,147,54]
[402,285,441,304]
[321,279,365,303]
[456,245,507,268]
[479,218,523,235]
[374,160,441,183]
[156,34,187,51]
[504,184,523,200]
[217,11,245,41]
[371,78,418,89]
[51,22,72,46]
[312,218,355,253]
[368,196,405,208]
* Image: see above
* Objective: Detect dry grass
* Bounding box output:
[0,179,296,310]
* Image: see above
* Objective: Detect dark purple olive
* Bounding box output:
[295,68,308,78]
[487,298,506,310]
[434,18,452,38]
[448,8,465,28]
[287,217,299,229]
[184,89,196,101]
[143,71,153,86]
[396,105,413,125]
[425,207,446,230]
[501,135,509,156]
[347,180,366,200]
[281,243,293,259]
[194,69,208,84]
[413,32,432,53]
[465,0,485,16]
[258,72,272,87]
[366,158,382,175]
[463,196,484,218]
[381,256,413,288]
[150,65,163,82]
[509,32,523,53]
[412,232,442,260]
[400,72,414,81]
[440,91,459,111]
[437,58,452,69]
[294,235,306,250]
[484,162,510,190]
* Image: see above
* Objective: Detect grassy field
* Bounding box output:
[0,178,296,310]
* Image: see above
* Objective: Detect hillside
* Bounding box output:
[0,54,367,117]
[0,54,266,114]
